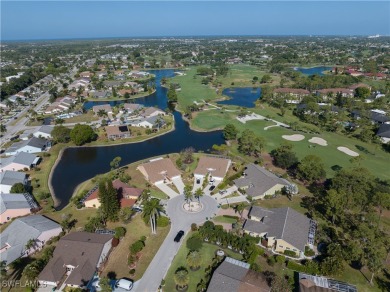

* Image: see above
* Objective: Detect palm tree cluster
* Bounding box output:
[174,267,189,290]
[142,198,164,234]
[198,221,259,257]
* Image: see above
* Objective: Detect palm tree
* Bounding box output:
[142,198,163,235]
[234,202,247,219]
[187,251,202,270]
[194,188,204,202]
[25,239,36,251]
[97,109,108,117]
[174,268,189,290]
[183,185,193,203]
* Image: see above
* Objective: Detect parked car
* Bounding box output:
[174,230,185,242]
[196,178,201,184]
[115,279,133,291]
[209,185,216,191]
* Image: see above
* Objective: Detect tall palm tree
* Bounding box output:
[142,198,163,234]
[187,251,202,270]
[174,268,189,290]
[194,188,204,202]
[183,185,193,203]
[25,239,36,252]
[234,202,247,219]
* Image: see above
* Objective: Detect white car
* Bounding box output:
[115,279,133,291]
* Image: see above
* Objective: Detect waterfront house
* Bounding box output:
[0,193,39,224]
[273,88,310,103]
[0,171,28,193]
[141,106,166,118]
[92,104,112,115]
[0,215,61,265]
[33,125,54,139]
[4,137,50,156]
[234,163,289,200]
[92,90,111,99]
[105,125,131,140]
[128,115,165,129]
[0,152,40,172]
[243,206,316,257]
[38,232,113,289]
[194,156,231,181]
[137,158,181,185]
[207,257,270,292]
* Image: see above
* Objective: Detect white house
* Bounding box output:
[4,137,50,156]
[0,171,28,193]
[194,156,231,181]
[33,125,54,139]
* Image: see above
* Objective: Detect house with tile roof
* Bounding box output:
[0,152,40,172]
[0,215,61,265]
[105,125,131,140]
[38,232,113,289]
[0,171,28,193]
[0,193,39,224]
[84,179,142,209]
[207,257,270,292]
[243,206,316,256]
[194,156,231,181]
[234,163,290,200]
[137,157,181,185]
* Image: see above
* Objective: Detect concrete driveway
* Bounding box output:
[135,194,218,292]
[171,176,185,194]
[155,182,180,198]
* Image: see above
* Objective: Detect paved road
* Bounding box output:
[135,194,218,292]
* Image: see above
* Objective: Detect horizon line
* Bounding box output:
[1,34,389,42]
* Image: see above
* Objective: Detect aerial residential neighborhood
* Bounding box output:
[0,1,389,292]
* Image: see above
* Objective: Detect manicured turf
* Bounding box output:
[191,106,390,180]
[213,215,237,224]
[163,232,243,292]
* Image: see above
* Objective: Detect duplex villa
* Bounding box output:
[0,215,62,265]
[38,232,113,289]
[243,206,316,257]
[0,171,28,193]
[137,158,181,185]
[234,163,289,200]
[84,179,142,208]
[0,193,38,224]
[194,156,231,181]
[207,257,270,292]
[0,152,40,172]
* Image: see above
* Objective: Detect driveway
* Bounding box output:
[135,194,218,292]
[218,195,249,205]
[155,182,179,199]
[171,176,185,194]
[213,185,238,200]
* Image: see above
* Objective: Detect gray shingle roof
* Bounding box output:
[5,137,47,154]
[377,124,390,138]
[1,152,38,168]
[234,164,289,197]
[0,215,61,265]
[243,206,312,252]
[0,170,26,186]
[0,193,32,214]
[38,232,113,287]
[207,257,269,292]
[36,125,54,135]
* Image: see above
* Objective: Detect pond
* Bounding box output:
[51,70,225,209]
[294,66,333,76]
[217,87,261,108]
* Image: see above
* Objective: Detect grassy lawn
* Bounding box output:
[86,89,156,102]
[213,216,237,224]
[102,215,170,281]
[164,232,243,292]
[63,111,100,123]
[190,105,390,180]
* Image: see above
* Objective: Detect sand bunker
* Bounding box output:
[282,134,305,141]
[337,147,359,157]
[309,137,328,146]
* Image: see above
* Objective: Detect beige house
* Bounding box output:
[137,158,181,185]
[234,164,289,200]
[243,206,316,256]
[194,156,231,181]
[105,125,131,140]
[0,193,39,224]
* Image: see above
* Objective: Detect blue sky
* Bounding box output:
[1,1,389,40]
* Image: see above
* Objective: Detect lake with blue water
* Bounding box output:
[51,69,225,209]
[217,87,261,108]
[294,66,333,76]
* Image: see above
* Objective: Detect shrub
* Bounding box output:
[191,223,198,231]
[267,256,276,266]
[275,255,286,264]
[305,246,315,257]
[157,216,170,227]
[140,236,147,242]
[222,215,239,220]
[129,269,136,275]
[284,250,298,257]
[114,227,126,238]
[186,236,203,251]
[130,240,144,254]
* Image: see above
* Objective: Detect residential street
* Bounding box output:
[135,194,218,292]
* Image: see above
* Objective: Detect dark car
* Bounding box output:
[174,230,185,242]
[209,185,216,191]
[196,179,201,184]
